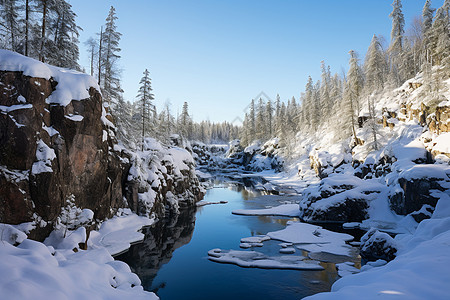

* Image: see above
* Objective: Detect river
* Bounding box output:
[117,181,361,299]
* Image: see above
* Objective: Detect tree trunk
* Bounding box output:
[90,46,94,76]
[25,0,29,56]
[98,27,103,85]
[39,0,48,62]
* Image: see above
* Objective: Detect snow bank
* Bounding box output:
[305,192,450,300]
[0,49,100,106]
[0,239,158,300]
[1,209,159,300]
[90,210,155,256]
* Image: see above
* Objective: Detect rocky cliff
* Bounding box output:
[0,50,203,240]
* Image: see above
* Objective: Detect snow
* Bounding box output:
[0,49,52,78]
[196,200,228,207]
[17,95,26,103]
[208,248,324,270]
[399,164,450,181]
[305,189,450,300]
[0,239,158,300]
[431,132,450,154]
[31,140,56,174]
[0,103,33,112]
[336,262,360,277]
[279,247,296,254]
[65,114,84,122]
[42,124,59,137]
[267,221,355,257]
[232,203,300,217]
[0,223,27,245]
[0,49,100,107]
[240,235,270,243]
[89,209,155,256]
[0,207,159,300]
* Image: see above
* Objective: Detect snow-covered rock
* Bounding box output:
[360,228,398,262]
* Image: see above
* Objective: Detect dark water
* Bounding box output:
[117,184,360,300]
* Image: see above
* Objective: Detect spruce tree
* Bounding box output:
[46,0,80,69]
[0,0,21,52]
[430,1,450,68]
[365,34,387,93]
[345,50,364,144]
[422,0,435,65]
[389,0,405,86]
[136,69,155,150]
[266,98,274,138]
[100,6,122,104]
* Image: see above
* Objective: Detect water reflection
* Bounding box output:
[116,208,196,288]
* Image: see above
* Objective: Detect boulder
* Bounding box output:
[389,165,449,215]
[360,228,397,262]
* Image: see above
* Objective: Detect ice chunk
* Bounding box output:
[240,235,270,243]
[267,221,354,244]
[208,249,323,270]
[233,203,300,217]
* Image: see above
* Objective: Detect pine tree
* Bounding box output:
[46,0,80,69]
[100,6,122,104]
[389,0,405,86]
[34,0,56,62]
[365,95,380,151]
[303,76,314,130]
[179,101,192,139]
[320,61,332,121]
[345,50,364,144]
[256,97,266,140]
[311,81,321,132]
[136,69,155,150]
[0,0,21,52]
[430,0,450,68]
[248,99,256,140]
[422,0,435,65]
[266,98,274,138]
[84,37,97,77]
[365,34,387,93]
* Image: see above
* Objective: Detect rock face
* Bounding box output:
[299,175,383,223]
[125,139,205,219]
[224,139,283,172]
[0,71,127,240]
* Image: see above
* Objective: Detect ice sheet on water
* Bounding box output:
[240,235,270,243]
[233,203,300,217]
[208,248,324,270]
[268,221,355,257]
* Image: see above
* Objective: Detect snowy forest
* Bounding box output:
[0,0,450,300]
[240,0,449,150]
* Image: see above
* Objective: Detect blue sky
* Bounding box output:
[70,0,443,123]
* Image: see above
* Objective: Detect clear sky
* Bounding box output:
[70,0,443,123]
